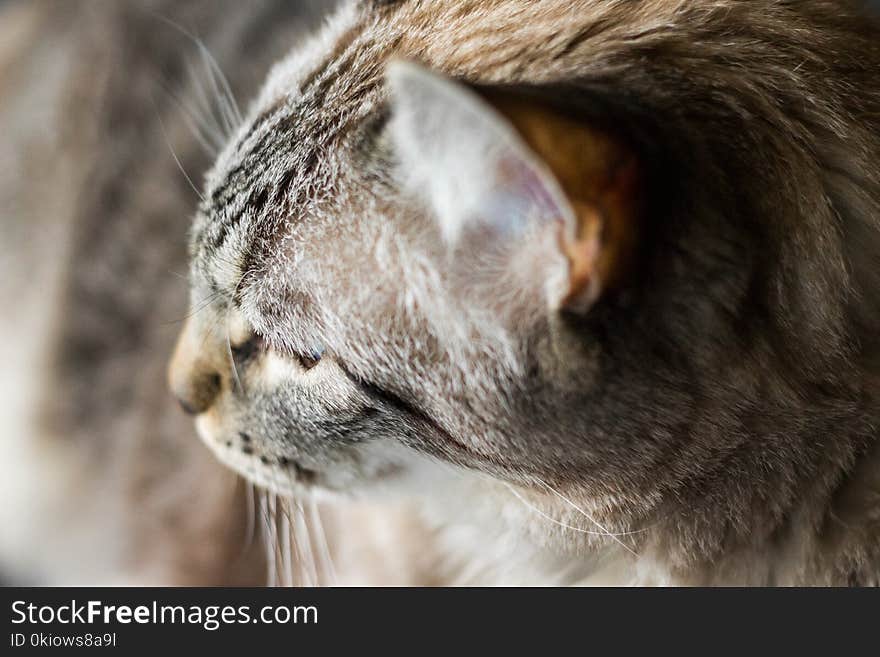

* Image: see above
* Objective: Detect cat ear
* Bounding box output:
[386,60,642,312]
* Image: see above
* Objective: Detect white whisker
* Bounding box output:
[533,477,639,557]
[223,271,250,395]
[293,500,319,587]
[258,489,277,587]
[308,496,337,586]
[197,43,242,135]
[148,10,242,137]
[280,500,294,588]
[150,91,205,203]
[272,470,299,588]
[158,74,223,156]
[271,492,282,587]
[184,59,228,152]
[505,483,616,537]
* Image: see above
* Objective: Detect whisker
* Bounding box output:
[270,492,283,588]
[184,59,229,153]
[293,500,319,587]
[224,311,243,395]
[147,10,242,132]
[195,250,245,271]
[149,91,205,203]
[159,74,224,156]
[504,483,636,536]
[185,57,219,131]
[543,480,640,556]
[308,496,337,586]
[223,270,251,395]
[278,468,308,587]
[272,469,299,588]
[279,500,294,588]
[198,43,242,137]
[166,268,189,281]
[193,310,227,357]
[160,288,225,326]
[533,478,640,557]
[258,489,277,587]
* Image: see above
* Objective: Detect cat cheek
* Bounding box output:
[194,408,224,446]
[255,351,302,387]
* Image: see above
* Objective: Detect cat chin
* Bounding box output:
[193,414,424,498]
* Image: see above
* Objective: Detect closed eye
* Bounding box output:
[238,331,324,371]
[333,357,458,444]
[296,346,324,371]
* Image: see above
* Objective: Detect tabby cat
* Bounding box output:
[168,0,880,585]
[3,0,880,585]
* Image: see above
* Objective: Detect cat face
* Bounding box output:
[169,1,879,556]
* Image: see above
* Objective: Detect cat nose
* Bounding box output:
[171,370,222,415]
[168,319,222,415]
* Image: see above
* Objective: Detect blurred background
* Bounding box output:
[1,0,879,586]
[0,0,334,585]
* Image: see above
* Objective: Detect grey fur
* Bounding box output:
[3,0,879,586]
[183,0,880,585]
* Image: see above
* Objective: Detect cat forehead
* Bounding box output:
[196,0,603,242]
[191,0,683,293]
[191,8,389,291]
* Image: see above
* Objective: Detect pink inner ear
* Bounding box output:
[492,142,607,313]
[495,151,572,232]
[559,205,603,312]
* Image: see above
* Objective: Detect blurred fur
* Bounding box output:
[0,0,332,584]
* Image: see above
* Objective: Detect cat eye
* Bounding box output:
[297,346,324,371]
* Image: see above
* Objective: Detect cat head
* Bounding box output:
[170,58,636,481]
[168,1,878,551]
